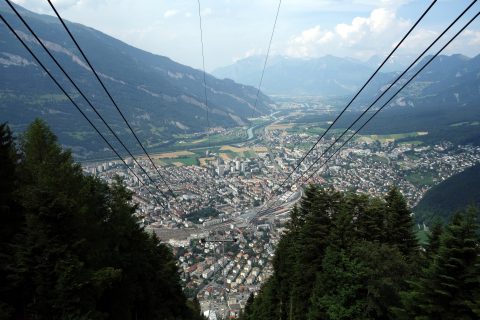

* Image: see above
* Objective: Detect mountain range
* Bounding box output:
[213,53,480,101]
[0,3,272,157]
[2,2,480,158]
[248,53,480,146]
[332,53,480,145]
[213,55,389,97]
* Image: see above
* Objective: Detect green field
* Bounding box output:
[357,132,428,143]
[399,140,423,146]
[249,118,270,126]
[370,154,389,164]
[280,122,348,137]
[170,127,247,149]
[286,125,326,135]
[450,121,470,127]
[150,143,267,166]
[159,156,198,166]
[286,142,312,151]
[405,171,437,186]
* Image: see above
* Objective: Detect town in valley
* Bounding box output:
[81,101,480,319]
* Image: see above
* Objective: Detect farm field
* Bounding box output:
[356,131,428,143]
[146,145,268,167]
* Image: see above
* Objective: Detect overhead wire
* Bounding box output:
[255,0,439,214]
[278,0,438,190]
[301,10,480,187]
[292,1,477,189]
[260,0,478,214]
[250,0,282,118]
[45,0,187,212]
[4,0,475,220]
[196,0,211,149]
[252,0,287,187]
[0,13,166,209]
[3,1,172,207]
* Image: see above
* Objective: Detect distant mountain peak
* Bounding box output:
[213,53,479,97]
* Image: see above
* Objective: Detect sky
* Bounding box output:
[10,0,480,71]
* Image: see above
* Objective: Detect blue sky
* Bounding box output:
[11,0,480,71]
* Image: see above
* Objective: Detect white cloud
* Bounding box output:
[164,9,179,18]
[464,29,480,45]
[286,26,335,57]
[335,9,397,44]
[395,28,438,50]
[232,48,263,62]
[285,7,410,59]
[443,29,480,57]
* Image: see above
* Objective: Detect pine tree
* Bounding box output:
[0,123,22,319]
[299,184,319,218]
[356,197,388,243]
[385,187,418,256]
[425,218,443,259]
[12,119,103,318]
[292,187,336,319]
[286,204,304,234]
[0,122,21,247]
[272,205,302,320]
[240,293,255,320]
[307,247,368,320]
[246,187,421,320]
[249,278,279,320]
[0,122,18,220]
[398,208,480,319]
[328,192,367,250]
[1,120,204,319]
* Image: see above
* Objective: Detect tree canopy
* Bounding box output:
[241,185,480,320]
[0,120,203,320]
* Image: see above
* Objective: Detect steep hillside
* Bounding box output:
[358,54,480,145]
[296,54,480,145]
[0,3,272,158]
[359,54,480,109]
[414,163,480,223]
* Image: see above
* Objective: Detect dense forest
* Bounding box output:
[0,120,203,319]
[241,186,480,320]
[414,163,480,223]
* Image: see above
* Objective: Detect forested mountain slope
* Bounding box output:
[414,163,480,223]
[0,2,272,157]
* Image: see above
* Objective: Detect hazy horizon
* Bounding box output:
[10,0,480,72]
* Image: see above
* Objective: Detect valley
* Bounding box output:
[2,1,480,318]
[81,99,480,317]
